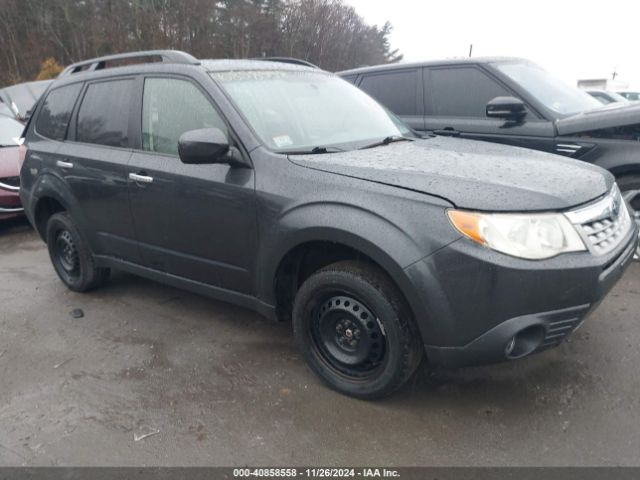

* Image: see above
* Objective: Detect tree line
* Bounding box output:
[0,0,401,87]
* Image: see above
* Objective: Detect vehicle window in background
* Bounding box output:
[619,91,640,101]
[359,70,418,115]
[35,83,82,141]
[142,78,227,156]
[429,67,511,117]
[77,79,133,147]
[494,61,602,115]
[0,116,24,146]
[212,70,411,152]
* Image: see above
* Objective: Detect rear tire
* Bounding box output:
[46,212,110,292]
[292,260,423,399]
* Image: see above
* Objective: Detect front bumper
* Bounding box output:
[404,223,638,369]
[0,185,23,220]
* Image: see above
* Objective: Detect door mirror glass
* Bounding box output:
[486,96,527,121]
[178,128,229,165]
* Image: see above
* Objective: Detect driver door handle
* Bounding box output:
[56,160,74,169]
[432,128,460,137]
[129,173,154,184]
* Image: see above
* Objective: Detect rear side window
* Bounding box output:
[428,67,510,117]
[142,77,227,156]
[76,79,134,147]
[35,83,82,141]
[359,70,418,116]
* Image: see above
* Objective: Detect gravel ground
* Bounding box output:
[1,219,639,467]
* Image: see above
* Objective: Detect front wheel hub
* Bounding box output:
[313,295,385,371]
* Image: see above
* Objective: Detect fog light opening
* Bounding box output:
[505,325,546,360]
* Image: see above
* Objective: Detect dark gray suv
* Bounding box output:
[20,51,638,398]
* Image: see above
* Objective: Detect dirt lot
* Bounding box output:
[1,218,640,467]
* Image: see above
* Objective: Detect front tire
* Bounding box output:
[292,260,423,399]
[46,212,110,292]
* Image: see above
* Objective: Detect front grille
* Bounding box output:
[566,185,632,256]
[0,176,20,192]
[1,176,20,187]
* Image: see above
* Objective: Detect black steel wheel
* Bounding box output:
[293,260,423,399]
[311,294,387,379]
[46,211,110,292]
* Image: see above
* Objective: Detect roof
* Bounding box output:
[337,56,529,76]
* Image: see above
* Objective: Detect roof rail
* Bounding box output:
[254,57,319,69]
[59,50,200,77]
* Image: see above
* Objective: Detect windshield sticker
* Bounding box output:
[273,135,294,148]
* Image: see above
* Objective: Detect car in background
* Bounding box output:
[338,58,640,256]
[0,116,24,220]
[586,89,629,105]
[0,79,52,122]
[617,91,640,102]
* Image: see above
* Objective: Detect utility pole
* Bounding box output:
[469,44,473,58]
[612,66,618,80]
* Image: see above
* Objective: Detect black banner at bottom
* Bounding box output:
[0,468,639,480]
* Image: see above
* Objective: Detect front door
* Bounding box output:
[127,76,257,294]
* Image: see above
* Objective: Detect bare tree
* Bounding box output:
[0,0,401,87]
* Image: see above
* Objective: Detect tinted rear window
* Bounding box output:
[359,70,418,116]
[35,83,82,141]
[76,79,134,147]
[429,67,510,117]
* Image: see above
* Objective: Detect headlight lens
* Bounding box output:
[447,210,586,260]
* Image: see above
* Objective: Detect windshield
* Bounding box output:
[0,116,23,147]
[211,70,412,152]
[494,62,603,116]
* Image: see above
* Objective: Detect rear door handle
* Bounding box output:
[129,173,154,184]
[56,160,74,169]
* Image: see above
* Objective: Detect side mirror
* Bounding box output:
[486,96,527,121]
[178,128,230,165]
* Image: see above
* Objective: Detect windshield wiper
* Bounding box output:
[283,146,345,155]
[358,136,413,150]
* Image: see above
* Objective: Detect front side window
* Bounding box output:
[494,61,602,116]
[35,83,82,141]
[212,70,411,152]
[76,79,134,147]
[142,77,227,156]
[429,67,511,117]
[359,70,418,115]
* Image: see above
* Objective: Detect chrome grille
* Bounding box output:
[0,176,20,192]
[565,185,632,255]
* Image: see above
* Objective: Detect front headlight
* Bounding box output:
[447,210,586,260]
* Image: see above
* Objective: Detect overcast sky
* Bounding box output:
[345,0,640,90]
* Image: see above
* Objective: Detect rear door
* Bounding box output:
[423,66,556,152]
[56,77,140,261]
[356,68,424,131]
[127,75,258,294]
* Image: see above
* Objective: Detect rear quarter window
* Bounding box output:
[359,70,419,116]
[76,79,134,148]
[35,83,82,141]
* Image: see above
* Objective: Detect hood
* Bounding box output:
[0,146,20,179]
[556,102,640,136]
[289,137,612,212]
